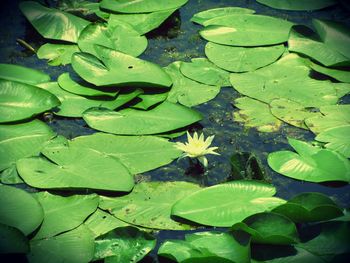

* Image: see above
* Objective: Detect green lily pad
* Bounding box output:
[0,223,29,254]
[165,62,220,107]
[0,120,55,171]
[33,192,99,240]
[0,164,23,184]
[232,212,299,245]
[158,231,251,263]
[272,192,344,223]
[108,9,177,35]
[0,79,60,123]
[200,14,293,46]
[99,181,201,230]
[191,7,255,25]
[308,61,350,83]
[268,138,350,183]
[100,0,188,13]
[256,0,337,11]
[205,42,285,72]
[19,1,90,43]
[171,180,286,227]
[78,22,147,57]
[305,105,350,134]
[17,144,134,191]
[82,101,202,135]
[70,132,181,174]
[37,43,80,66]
[93,227,156,262]
[0,64,50,85]
[0,185,44,236]
[72,45,172,87]
[132,92,168,110]
[28,225,94,263]
[315,125,350,158]
[233,97,282,133]
[179,58,230,86]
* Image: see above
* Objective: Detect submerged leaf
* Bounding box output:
[0,63,50,85]
[37,43,80,66]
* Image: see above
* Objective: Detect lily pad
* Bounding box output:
[268,138,350,183]
[37,43,80,66]
[200,14,293,46]
[0,223,29,254]
[233,97,282,133]
[28,225,94,263]
[272,192,344,223]
[78,22,147,57]
[179,58,230,86]
[17,144,134,191]
[205,42,285,72]
[0,185,44,236]
[0,164,23,184]
[0,79,60,123]
[70,132,181,174]
[171,180,286,227]
[132,92,168,110]
[308,61,350,83]
[82,101,202,135]
[0,120,55,171]
[33,192,99,240]
[256,0,337,11]
[191,7,255,25]
[19,1,90,43]
[165,62,220,107]
[72,45,172,87]
[99,181,201,230]
[0,64,50,85]
[315,125,350,158]
[100,0,188,13]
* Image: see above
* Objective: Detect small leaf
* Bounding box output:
[37,43,80,66]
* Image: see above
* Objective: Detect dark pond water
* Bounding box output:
[1,0,350,262]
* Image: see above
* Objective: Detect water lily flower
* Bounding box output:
[175,131,220,167]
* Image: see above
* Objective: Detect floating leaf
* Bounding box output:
[0,164,23,184]
[33,192,99,240]
[99,181,201,230]
[272,192,344,223]
[83,101,202,135]
[19,1,90,43]
[205,42,285,72]
[256,0,337,11]
[165,62,220,107]
[100,0,188,13]
[0,79,60,123]
[308,61,350,83]
[200,14,293,46]
[0,120,55,171]
[171,180,286,227]
[233,97,282,133]
[70,132,181,174]
[78,22,147,57]
[191,7,255,25]
[37,43,80,66]
[179,58,230,86]
[268,138,350,183]
[132,93,168,110]
[0,223,29,254]
[93,227,156,262]
[315,125,350,158]
[0,64,50,85]
[72,45,172,87]
[0,185,44,236]
[28,225,94,263]
[158,231,251,263]
[17,144,134,191]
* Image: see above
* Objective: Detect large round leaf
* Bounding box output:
[0,64,50,85]
[205,42,285,72]
[268,138,350,183]
[0,79,60,123]
[82,101,202,135]
[99,181,201,230]
[70,133,181,174]
[19,1,90,43]
[78,22,147,57]
[200,14,294,46]
[17,145,134,191]
[37,43,80,66]
[0,120,55,171]
[100,0,188,13]
[171,180,286,227]
[256,0,337,11]
[0,185,44,235]
[72,46,172,87]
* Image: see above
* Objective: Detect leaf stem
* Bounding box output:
[16,39,36,53]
